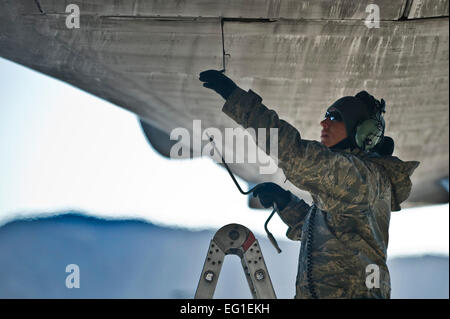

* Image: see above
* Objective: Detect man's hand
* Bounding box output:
[252,182,291,211]
[199,69,238,100]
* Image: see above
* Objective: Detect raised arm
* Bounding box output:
[199,70,376,212]
[222,87,376,212]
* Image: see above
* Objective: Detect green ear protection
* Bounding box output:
[354,98,386,151]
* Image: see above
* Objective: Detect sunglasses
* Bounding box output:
[324,111,343,122]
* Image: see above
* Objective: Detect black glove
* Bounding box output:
[199,69,238,100]
[252,182,291,211]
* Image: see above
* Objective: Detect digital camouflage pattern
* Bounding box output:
[222,88,420,299]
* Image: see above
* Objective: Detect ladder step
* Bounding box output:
[195,223,276,299]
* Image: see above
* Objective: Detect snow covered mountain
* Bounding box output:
[0,212,447,299]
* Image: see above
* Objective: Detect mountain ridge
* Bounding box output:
[0,211,447,298]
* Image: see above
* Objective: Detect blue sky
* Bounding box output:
[0,57,448,257]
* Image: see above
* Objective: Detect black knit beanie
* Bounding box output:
[327,94,370,137]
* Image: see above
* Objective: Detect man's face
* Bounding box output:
[320,109,348,147]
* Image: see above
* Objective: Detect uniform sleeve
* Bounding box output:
[277,193,311,241]
[222,88,374,212]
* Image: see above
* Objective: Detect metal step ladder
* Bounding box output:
[195,223,276,299]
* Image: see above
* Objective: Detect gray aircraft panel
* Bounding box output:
[406,0,449,19]
[36,0,406,20]
[1,0,448,207]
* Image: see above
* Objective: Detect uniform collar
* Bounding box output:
[330,138,376,158]
[329,137,355,152]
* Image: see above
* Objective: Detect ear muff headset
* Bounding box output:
[354,98,386,151]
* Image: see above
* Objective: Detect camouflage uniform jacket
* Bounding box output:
[222,88,420,299]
